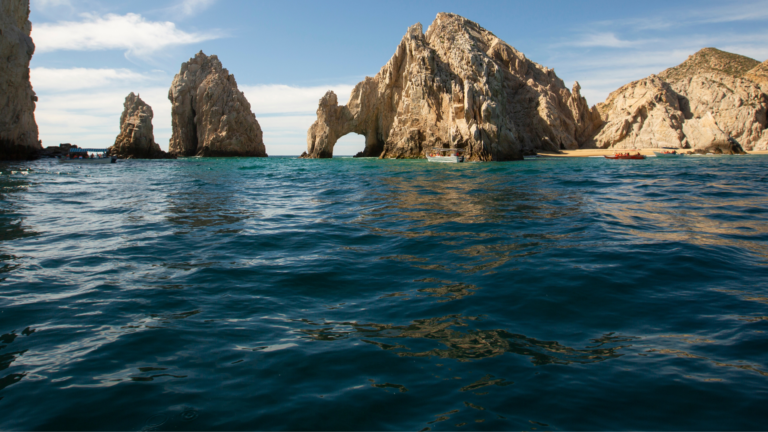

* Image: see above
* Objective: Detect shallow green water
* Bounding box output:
[1,155,767,430]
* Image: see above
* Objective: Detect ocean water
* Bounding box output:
[1,155,768,430]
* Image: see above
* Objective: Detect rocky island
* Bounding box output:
[305,15,768,159]
[107,93,174,159]
[168,51,267,157]
[0,0,40,161]
[588,48,767,154]
[304,13,601,161]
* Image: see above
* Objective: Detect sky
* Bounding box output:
[29,0,768,155]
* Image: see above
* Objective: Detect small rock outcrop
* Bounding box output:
[588,48,766,153]
[0,0,41,160]
[744,59,768,87]
[305,13,602,160]
[107,93,174,159]
[168,51,267,157]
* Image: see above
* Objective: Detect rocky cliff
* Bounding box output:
[745,59,768,88]
[168,51,267,157]
[0,0,40,160]
[589,48,766,153]
[305,13,602,160]
[107,93,174,159]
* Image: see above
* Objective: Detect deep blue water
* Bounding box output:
[1,155,768,430]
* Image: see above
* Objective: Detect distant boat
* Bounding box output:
[58,148,116,164]
[653,151,684,158]
[605,153,646,160]
[427,148,465,163]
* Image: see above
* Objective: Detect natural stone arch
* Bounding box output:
[303,15,603,161]
[303,91,387,158]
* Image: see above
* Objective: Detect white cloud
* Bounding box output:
[31,69,364,155]
[31,67,163,92]
[36,86,172,150]
[33,13,222,56]
[240,84,357,115]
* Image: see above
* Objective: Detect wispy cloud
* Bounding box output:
[689,0,768,23]
[558,32,655,48]
[175,0,218,17]
[31,67,165,92]
[33,13,223,57]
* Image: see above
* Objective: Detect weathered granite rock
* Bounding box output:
[588,48,766,153]
[305,13,602,160]
[107,93,174,159]
[0,0,41,160]
[588,76,686,149]
[744,59,768,88]
[168,51,267,157]
[671,73,766,150]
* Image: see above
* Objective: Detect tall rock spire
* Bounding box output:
[168,51,267,157]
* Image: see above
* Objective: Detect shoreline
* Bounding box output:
[537,149,768,158]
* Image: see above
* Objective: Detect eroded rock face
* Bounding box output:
[107,93,174,159]
[168,51,267,157]
[589,48,766,153]
[745,59,768,88]
[305,13,601,160]
[0,0,40,160]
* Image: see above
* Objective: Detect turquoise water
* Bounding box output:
[1,155,768,430]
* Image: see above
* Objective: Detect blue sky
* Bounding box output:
[29,0,768,155]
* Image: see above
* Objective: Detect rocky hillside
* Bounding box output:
[305,13,602,160]
[745,59,768,87]
[589,48,767,153]
[108,93,174,159]
[168,51,267,157]
[658,48,760,82]
[0,0,41,160]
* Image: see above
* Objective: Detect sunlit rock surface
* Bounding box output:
[168,51,267,157]
[589,48,766,153]
[0,0,40,160]
[305,13,601,160]
[107,93,174,159]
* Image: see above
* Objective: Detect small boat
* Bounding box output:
[58,148,116,164]
[605,153,646,160]
[653,151,684,158]
[427,148,465,163]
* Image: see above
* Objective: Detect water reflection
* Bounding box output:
[0,170,37,282]
[164,162,260,233]
[364,172,585,230]
[296,315,636,365]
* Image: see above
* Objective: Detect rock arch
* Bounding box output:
[303,14,602,160]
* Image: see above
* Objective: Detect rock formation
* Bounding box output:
[0,0,41,160]
[168,51,267,157]
[304,13,602,160]
[744,59,768,88]
[107,93,174,159]
[588,48,767,153]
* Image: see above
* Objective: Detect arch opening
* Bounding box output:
[333,132,384,158]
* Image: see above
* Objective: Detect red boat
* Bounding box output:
[604,154,646,160]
